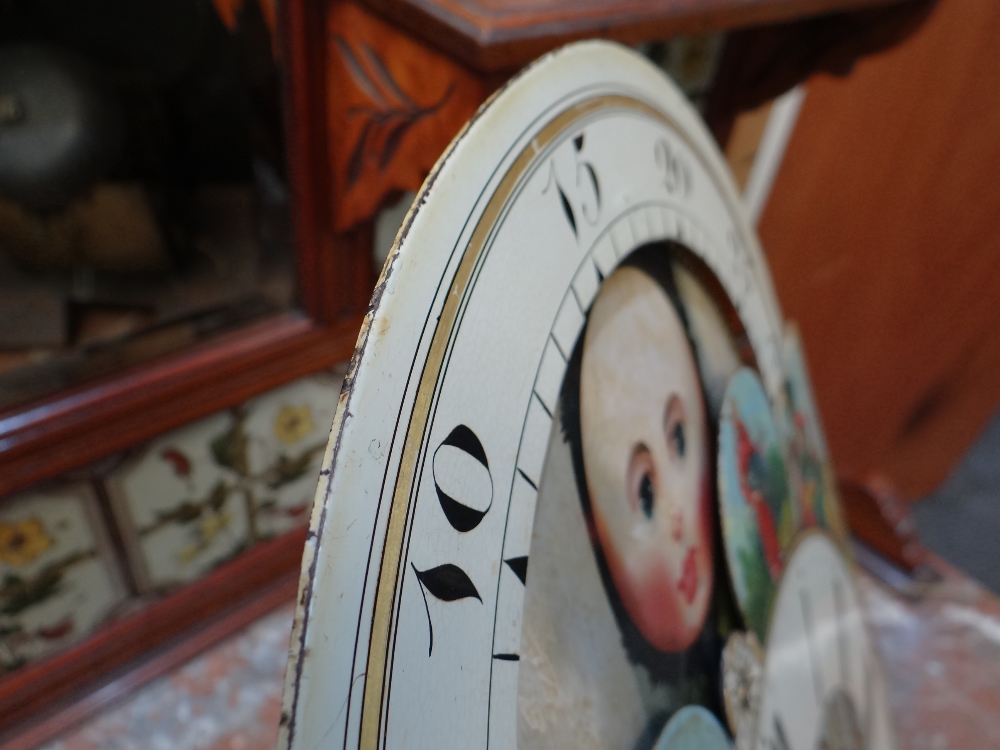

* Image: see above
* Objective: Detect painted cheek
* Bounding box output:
[670,474,714,636]
[594,508,699,652]
[678,547,698,605]
[692,472,715,610]
[670,508,683,542]
[623,560,694,652]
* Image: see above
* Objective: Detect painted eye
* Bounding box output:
[664,394,688,461]
[627,443,656,520]
[639,473,654,518]
[672,421,686,458]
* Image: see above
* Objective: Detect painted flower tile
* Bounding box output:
[0,484,127,674]
[107,411,253,592]
[242,372,340,538]
[107,370,343,591]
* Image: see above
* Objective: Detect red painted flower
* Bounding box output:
[37,617,74,640]
[735,417,783,579]
[161,448,192,477]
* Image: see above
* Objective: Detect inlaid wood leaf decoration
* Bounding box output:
[412,562,481,656]
[334,37,455,187]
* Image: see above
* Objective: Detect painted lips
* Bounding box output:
[678,546,698,604]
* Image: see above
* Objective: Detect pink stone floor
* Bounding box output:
[41,573,1000,749]
[43,603,294,750]
[863,574,1000,750]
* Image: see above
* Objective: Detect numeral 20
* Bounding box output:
[655,138,692,198]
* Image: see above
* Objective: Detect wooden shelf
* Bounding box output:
[360,0,915,72]
[0,313,361,497]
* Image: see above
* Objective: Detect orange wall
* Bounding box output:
[759,0,1000,499]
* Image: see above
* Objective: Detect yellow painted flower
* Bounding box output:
[0,518,53,566]
[177,542,200,564]
[199,509,233,542]
[274,405,313,445]
[176,510,234,565]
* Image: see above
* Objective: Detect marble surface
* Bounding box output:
[42,572,1000,750]
[43,604,293,750]
[863,573,1000,750]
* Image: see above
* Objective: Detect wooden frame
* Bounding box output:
[0,314,360,497]
[0,0,367,738]
[0,0,370,499]
[360,0,920,72]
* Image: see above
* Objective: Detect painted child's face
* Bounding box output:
[580,266,713,653]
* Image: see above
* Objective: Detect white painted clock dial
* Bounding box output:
[277,40,888,750]
[755,532,896,750]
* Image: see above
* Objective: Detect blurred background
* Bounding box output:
[1,0,998,746]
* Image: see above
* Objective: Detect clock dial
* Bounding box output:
[277,39,890,750]
[755,532,896,750]
[517,254,728,748]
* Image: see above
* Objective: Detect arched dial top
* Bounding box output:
[280,41,787,750]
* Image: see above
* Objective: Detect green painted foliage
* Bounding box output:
[738,538,773,642]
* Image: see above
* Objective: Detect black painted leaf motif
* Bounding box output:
[413,564,482,603]
[433,425,492,532]
[573,134,584,151]
[412,563,481,656]
[504,556,528,585]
